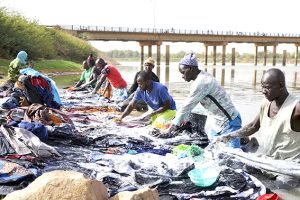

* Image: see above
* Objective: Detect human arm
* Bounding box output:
[80,68,98,88]
[291,101,300,132]
[75,71,86,87]
[127,72,139,95]
[142,100,171,120]
[172,80,210,126]
[91,75,106,94]
[219,113,261,143]
[118,98,137,121]
[74,80,83,88]
[102,81,111,97]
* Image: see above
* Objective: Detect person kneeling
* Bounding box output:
[117,71,176,129]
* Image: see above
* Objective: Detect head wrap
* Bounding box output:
[179,53,198,67]
[17,51,28,64]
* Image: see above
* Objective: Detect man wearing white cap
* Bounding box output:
[162,53,242,148]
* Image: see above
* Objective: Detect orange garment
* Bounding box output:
[97,84,112,98]
[48,113,65,126]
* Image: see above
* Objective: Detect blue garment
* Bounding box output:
[20,68,61,104]
[17,51,28,64]
[0,97,19,110]
[134,81,176,111]
[18,121,48,142]
[210,114,242,148]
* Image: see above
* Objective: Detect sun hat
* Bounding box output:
[144,57,155,65]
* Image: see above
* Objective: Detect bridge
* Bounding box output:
[51,25,300,79]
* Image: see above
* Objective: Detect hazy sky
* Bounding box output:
[1,0,299,53]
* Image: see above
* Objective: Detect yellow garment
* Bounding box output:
[259,94,300,162]
[151,110,176,129]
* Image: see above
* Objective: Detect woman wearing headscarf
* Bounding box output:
[0,51,29,92]
[8,51,29,82]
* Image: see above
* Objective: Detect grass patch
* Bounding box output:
[0,59,82,75]
[34,60,82,73]
[0,59,9,75]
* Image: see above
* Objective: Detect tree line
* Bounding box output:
[0,7,98,61]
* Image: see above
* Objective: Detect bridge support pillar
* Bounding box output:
[165,45,170,83]
[295,45,299,66]
[283,50,287,66]
[156,45,161,80]
[213,46,217,65]
[140,45,144,71]
[148,45,152,57]
[273,46,277,66]
[204,45,208,66]
[222,45,226,66]
[231,48,235,66]
[263,46,267,66]
[254,46,258,66]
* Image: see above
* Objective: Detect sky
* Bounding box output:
[1,0,299,53]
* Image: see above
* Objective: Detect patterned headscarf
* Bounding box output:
[17,51,28,65]
[179,53,198,67]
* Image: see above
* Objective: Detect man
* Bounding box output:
[118,71,176,128]
[122,57,159,111]
[91,58,127,100]
[163,53,242,148]
[128,57,159,95]
[218,68,300,159]
[74,61,92,88]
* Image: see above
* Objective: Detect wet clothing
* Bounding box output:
[134,81,176,111]
[128,71,159,95]
[79,67,92,84]
[259,94,300,162]
[101,65,127,89]
[210,114,242,148]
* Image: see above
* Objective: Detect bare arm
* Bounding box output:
[102,81,111,97]
[225,113,261,141]
[149,100,170,117]
[92,75,106,94]
[74,80,83,87]
[291,101,300,132]
[119,99,137,120]
[81,70,98,88]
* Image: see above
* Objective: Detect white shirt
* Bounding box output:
[172,71,239,132]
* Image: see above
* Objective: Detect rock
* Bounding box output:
[4,170,108,200]
[110,187,159,200]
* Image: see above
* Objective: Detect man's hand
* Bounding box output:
[113,118,122,124]
[212,134,233,144]
[150,125,179,138]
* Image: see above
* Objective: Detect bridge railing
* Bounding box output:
[54,25,300,37]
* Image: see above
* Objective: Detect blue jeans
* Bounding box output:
[210,114,242,148]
